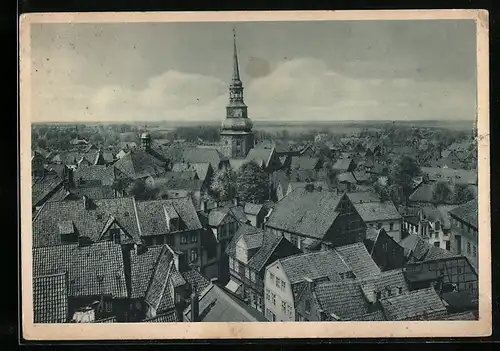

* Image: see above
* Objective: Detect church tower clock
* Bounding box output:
[220,29,255,159]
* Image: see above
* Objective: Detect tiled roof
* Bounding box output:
[278,250,351,285]
[33,273,68,323]
[229,206,248,223]
[421,205,457,229]
[33,197,141,247]
[69,186,115,200]
[93,316,117,323]
[347,191,380,204]
[334,243,381,279]
[183,284,267,322]
[74,164,119,187]
[449,199,478,228]
[359,269,409,304]
[409,183,476,205]
[228,159,247,171]
[181,268,210,292]
[163,171,198,180]
[135,197,202,237]
[353,171,371,182]
[290,156,320,170]
[33,241,128,298]
[143,310,178,322]
[337,172,357,184]
[181,147,224,170]
[247,232,284,272]
[244,203,264,216]
[314,280,374,321]
[32,174,64,206]
[172,162,212,182]
[208,207,230,227]
[289,169,317,183]
[380,287,447,321]
[332,158,353,171]
[266,188,344,239]
[114,150,166,180]
[353,201,402,222]
[246,148,274,168]
[130,245,164,299]
[421,167,477,185]
[399,233,456,262]
[244,231,264,250]
[130,245,176,312]
[226,224,263,257]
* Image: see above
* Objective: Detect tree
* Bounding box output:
[210,168,237,202]
[432,181,452,204]
[453,183,475,204]
[236,161,270,204]
[388,155,421,202]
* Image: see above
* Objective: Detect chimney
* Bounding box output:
[134,243,147,256]
[83,195,89,210]
[190,287,200,322]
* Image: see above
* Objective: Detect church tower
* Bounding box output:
[220,29,254,159]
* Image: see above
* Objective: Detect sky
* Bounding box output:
[29,20,477,123]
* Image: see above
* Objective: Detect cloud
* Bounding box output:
[31,55,476,123]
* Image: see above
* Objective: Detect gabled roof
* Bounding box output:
[74,164,117,187]
[226,224,263,257]
[332,158,354,171]
[33,241,128,298]
[33,197,141,247]
[135,197,202,237]
[32,174,64,206]
[347,191,380,204]
[352,201,402,223]
[314,280,379,321]
[277,249,352,286]
[359,269,409,304]
[181,268,210,293]
[244,203,264,216]
[208,207,231,227]
[290,156,320,170]
[68,186,115,200]
[114,150,166,180]
[246,148,275,168]
[380,287,447,321]
[181,147,225,170]
[449,199,478,228]
[183,284,267,322]
[33,272,68,323]
[172,162,212,182]
[399,234,456,262]
[337,172,357,184]
[143,310,178,323]
[266,188,344,239]
[420,167,477,185]
[333,243,381,279]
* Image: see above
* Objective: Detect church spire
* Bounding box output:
[232,28,241,84]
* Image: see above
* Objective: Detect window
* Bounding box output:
[251,271,256,283]
[446,240,451,251]
[229,257,234,271]
[272,292,276,305]
[270,273,275,284]
[190,233,198,243]
[190,248,198,262]
[238,261,245,276]
[265,288,270,301]
[389,222,394,231]
[472,245,477,257]
[276,277,281,289]
[281,301,287,314]
[281,280,286,291]
[245,267,250,279]
[434,242,440,247]
[467,242,471,254]
[180,234,188,244]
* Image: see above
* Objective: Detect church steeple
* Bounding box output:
[232,28,241,85]
[220,28,254,159]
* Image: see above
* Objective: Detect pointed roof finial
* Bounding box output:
[232,27,241,83]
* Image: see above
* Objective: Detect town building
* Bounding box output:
[263,244,380,322]
[448,199,478,270]
[347,192,403,242]
[265,187,366,252]
[225,224,301,313]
